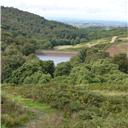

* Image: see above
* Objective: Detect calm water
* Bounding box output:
[37,54,72,65]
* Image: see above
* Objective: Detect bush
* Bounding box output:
[8,57,54,84]
[112,53,128,73]
[54,62,72,77]
[70,64,102,84]
[23,72,52,84]
[1,95,34,128]
[69,59,128,85]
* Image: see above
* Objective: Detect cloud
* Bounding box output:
[0,0,127,21]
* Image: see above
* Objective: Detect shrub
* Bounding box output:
[23,72,52,84]
[112,53,128,73]
[54,62,72,77]
[8,57,54,84]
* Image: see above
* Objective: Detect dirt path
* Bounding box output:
[54,38,110,50]
[110,36,118,43]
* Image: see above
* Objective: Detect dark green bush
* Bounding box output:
[54,62,72,77]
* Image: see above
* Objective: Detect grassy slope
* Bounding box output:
[2,90,62,128]
[54,36,128,58]
[54,38,111,51]
[5,94,54,113]
[1,94,35,128]
[2,84,128,128]
[106,37,128,57]
[2,88,77,128]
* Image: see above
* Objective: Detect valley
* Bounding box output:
[1,6,128,128]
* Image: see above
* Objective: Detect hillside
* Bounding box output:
[1,6,76,39]
[106,37,128,57]
[1,6,128,128]
[1,6,127,49]
[2,6,89,48]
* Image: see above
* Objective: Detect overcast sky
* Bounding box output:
[0,0,127,22]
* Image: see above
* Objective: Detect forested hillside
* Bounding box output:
[2,6,127,49]
[1,6,86,48]
[1,6,128,128]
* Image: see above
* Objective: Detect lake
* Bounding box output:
[37,54,72,65]
[36,50,78,65]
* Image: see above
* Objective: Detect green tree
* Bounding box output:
[54,62,72,77]
[112,53,128,73]
[40,60,55,77]
[1,53,25,82]
[79,48,87,63]
[23,71,51,84]
[70,64,100,84]
[8,57,54,84]
[21,41,37,55]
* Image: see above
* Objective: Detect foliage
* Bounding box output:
[40,60,55,77]
[85,47,109,63]
[23,72,51,84]
[1,94,34,128]
[8,57,53,84]
[2,84,128,128]
[79,48,87,63]
[112,53,128,73]
[2,6,127,49]
[1,50,26,82]
[21,41,37,55]
[69,59,128,85]
[54,62,72,77]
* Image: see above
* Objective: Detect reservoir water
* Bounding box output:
[37,54,72,65]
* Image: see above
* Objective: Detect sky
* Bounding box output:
[0,0,127,22]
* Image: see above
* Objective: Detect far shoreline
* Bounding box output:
[36,50,78,57]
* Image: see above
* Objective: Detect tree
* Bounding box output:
[40,60,55,77]
[79,48,87,63]
[70,64,102,84]
[54,62,72,77]
[23,71,51,84]
[112,53,128,73]
[21,41,36,56]
[9,58,42,84]
[1,53,25,82]
[8,57,54,84]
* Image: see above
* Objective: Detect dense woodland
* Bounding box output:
[1,6,128,128]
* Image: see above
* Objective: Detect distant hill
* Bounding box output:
[1,6,127,49]
[60,19,127,28]
[1,6,82,40]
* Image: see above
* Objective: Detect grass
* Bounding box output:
[2,84,128,128]
[1,94,35,128]
[3,91,55,113]
[2,89,57,128]
[54,38,111,51]
[2,89,71,128]
[91,90,128,96]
